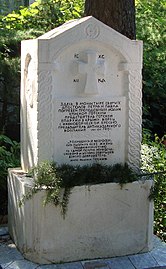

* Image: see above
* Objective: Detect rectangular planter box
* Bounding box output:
[8,168,153,264]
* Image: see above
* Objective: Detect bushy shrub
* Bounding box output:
[141,132,166,241]
[0,135,20,215]
[136,0,166,136]
[1,0,84,31]
[0,0,29,15]
[0,29,44,137]
[0,0,84,137]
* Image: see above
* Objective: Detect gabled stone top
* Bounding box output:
[36,16,142,64]
[38,16,133,42]
[38,17,91,39]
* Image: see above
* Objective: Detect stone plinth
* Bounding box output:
[8,169,153,264]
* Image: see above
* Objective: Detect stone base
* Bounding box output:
[8,168,154,264]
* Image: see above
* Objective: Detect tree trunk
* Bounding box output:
[84,0,136,40]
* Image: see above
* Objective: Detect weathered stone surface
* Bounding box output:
[6,260,38,269]
[0,247,24,268]
[150,247,166,266]
[144,266,166,269]
[107,256,135,269]
[128,253,159,269]
[38,266,57,269]
[56,262,84,269]
[82,260,109,269]
[144,267,166,269]
[0,227,8,237]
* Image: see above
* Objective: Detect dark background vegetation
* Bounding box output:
[0,0,165,241]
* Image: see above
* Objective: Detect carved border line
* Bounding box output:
[37,71,53,162]
[128,69,142,172]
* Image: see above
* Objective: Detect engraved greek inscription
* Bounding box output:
[98,78,106,83]
[99,54,105,59]
[74,53,79,59]
[73,78,79,82]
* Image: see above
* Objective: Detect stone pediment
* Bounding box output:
[37,16,142,64]
[37,16,129,41]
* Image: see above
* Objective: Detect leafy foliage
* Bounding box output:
[0,29,44,136]
[20,162,138,217]
[0,0,84,136]
[0,0,29,15]
[136,0,166,136]
[141,132,166,241]
[0,135,20,215]
[0,0,84,31]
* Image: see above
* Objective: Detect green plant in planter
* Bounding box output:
[20,161,139,217]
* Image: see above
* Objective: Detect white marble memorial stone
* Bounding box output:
[9,18,154,264]
[21,16,143,172]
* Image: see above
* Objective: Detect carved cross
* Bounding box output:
[78,51,105,95]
